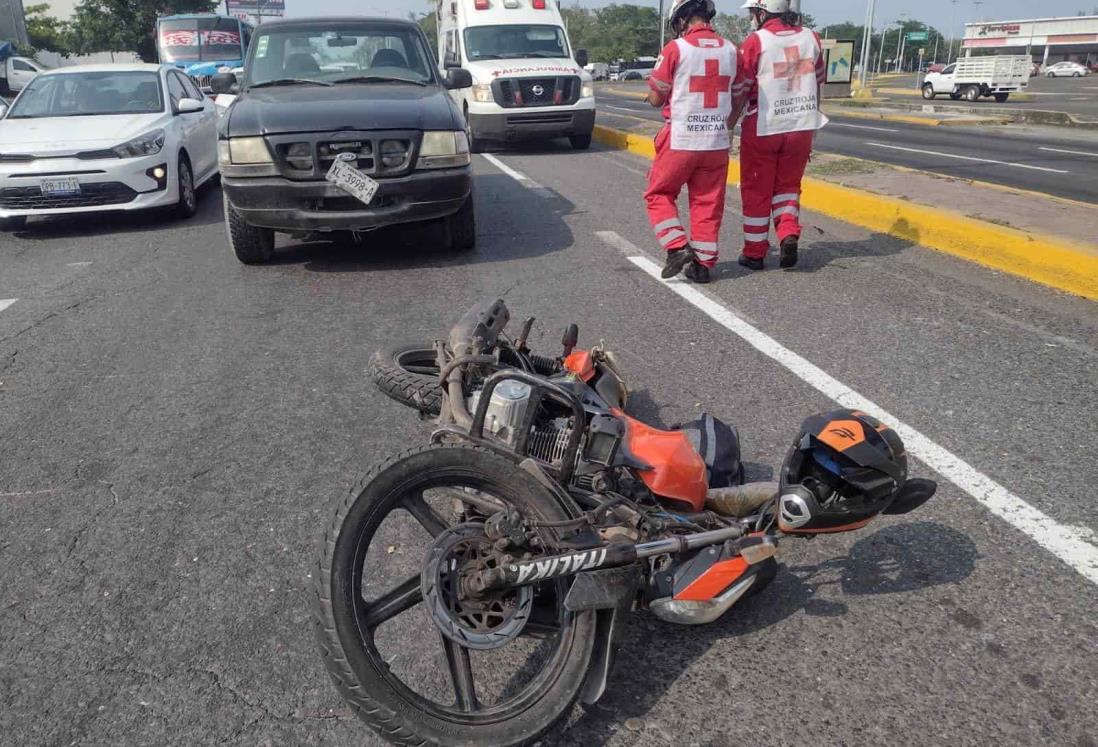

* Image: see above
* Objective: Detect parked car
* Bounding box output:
[0,64,219,231]
[1045,61,1089,78]
[1,42,47,94]
[926,63,946,74]
[212,16,474,264]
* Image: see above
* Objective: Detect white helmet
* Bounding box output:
[668,0,716,28]
[741,0,792,12]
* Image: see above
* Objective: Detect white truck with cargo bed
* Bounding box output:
[922,55,1030,103]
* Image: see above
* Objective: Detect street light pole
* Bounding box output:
[858,0,877,88]
[895,19,907,73]
[877,22,890,74]
[659,0,665,50]
[947,0,959,63]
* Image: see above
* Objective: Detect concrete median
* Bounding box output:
[592,123,1098,301]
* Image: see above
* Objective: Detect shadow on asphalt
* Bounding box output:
[708,229,917,281]
[8,181,225,239]
[268,173,576,272]
[551,520,976,744]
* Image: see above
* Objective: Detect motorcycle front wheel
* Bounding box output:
[314,444,599,747]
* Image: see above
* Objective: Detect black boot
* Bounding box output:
[737,254,765,271]
[662,245,695,279]
[684,262,711,284]
[779,235,799,269]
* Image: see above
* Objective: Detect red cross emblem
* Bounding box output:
[773,46,816,92]
[688,59,731,109]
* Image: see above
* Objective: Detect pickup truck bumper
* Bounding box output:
[469,108,596,142]
[221,167,471,232]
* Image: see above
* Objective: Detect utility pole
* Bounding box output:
[877,22,889,74]
[895,18,907,73]
[947,0,959,63]
[858,0,877,88]
[658,0,665,50]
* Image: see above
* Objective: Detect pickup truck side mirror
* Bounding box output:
[445,67,473,90]
[211,72,238,95]
[575,49,589,68]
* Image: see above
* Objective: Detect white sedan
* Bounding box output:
[1044,61,1089,78]
[0,63,218,231]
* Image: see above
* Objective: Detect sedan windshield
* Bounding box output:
[247,24,434,88]
[464,25,569,61]
[8,71,164,119]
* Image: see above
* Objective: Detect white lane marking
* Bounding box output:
[67,262,92,268]
[481,153,532,182]
[0,299,16,314]
[601,103,650,114]
[1038,146,1098,158]
[595,230,1098,586]
[866,142,1070,174]
[829,121,900,133]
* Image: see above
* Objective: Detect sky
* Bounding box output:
[40,0,1098,32]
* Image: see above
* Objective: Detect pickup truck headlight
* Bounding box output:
[471,84,493,103]
[112,129,165,158]
[581,83,595,99]
[417,131,471,170]
[225,137,273,165]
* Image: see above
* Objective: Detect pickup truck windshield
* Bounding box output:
[464,25,569,61]
[247,25,434,88]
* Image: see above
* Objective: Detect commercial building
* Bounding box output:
[962,15,1098,67]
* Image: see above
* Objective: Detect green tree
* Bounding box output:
[24,4,72,57]
[712,12,751,45]
[69,0,218,62]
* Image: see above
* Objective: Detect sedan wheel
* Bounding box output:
[175,158,198,219]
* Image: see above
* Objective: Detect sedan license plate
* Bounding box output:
[40,177,81,197]
[325,159,379,206]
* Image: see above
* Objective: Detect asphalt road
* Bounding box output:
[1,148,1096,746]
[596,89,1098,203]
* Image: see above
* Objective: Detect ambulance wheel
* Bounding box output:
[569,133,592,150]
[921,84,936,100]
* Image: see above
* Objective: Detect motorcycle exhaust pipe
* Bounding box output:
[465,525,745,595]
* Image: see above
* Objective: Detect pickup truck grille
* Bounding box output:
[266,131,418,181]
[493,77,580,108]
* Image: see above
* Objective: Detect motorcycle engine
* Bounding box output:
[468,380,531,446]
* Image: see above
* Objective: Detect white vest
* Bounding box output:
[669,36,737,151]
[754,28,828,136]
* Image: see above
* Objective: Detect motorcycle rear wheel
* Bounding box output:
[369,342,445,415]
[314,444,599,747]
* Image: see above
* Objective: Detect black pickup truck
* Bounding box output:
[213,17,474,264]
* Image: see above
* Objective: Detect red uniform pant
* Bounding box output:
[644,125,730,269]
[739,114,814,260]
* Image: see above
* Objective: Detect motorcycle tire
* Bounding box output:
[314,444,599,747]
[743,557,778,599]
[369,342,444,415]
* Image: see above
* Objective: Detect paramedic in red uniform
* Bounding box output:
[644,0,737,284]
[731,0,827,270]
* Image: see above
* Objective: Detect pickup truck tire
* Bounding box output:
[463,105,483,154]
[224,192,275,264]
[963,85,980,102]
[0,216,27,231]
[569,133,593,150]
[994,93,1010,103]
[921,84,936,100]
[445,195,476,251]
[949,91,961,100]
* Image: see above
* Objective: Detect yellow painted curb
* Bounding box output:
[592,125,1098,300]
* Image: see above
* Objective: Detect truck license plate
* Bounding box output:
[40,177,81,197]
[325,159,379,206]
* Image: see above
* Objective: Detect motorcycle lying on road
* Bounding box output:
[314,299,937,747]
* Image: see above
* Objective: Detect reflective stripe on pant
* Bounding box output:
[738,115,814,260]
[644,125,731,268]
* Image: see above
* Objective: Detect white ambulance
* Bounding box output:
[436,0,596,151]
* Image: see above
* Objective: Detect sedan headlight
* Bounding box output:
[227,136,273,165]
[112,129,165,158]
[581,83,595,99]
[471,84,494,103]
[417,131,471,170]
